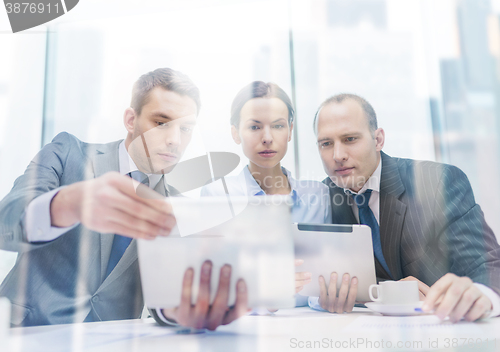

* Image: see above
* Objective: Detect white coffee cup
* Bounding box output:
[369,281,419,304]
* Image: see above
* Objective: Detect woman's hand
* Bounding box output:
[295,259,312,293]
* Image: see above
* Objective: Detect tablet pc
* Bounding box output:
[138,196,296,309]
[293,223,377,301]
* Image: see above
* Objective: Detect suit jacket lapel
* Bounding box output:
[92,140,122,282]
[323,177,357,225]
[97,240,138,292]
[379,152,407,280]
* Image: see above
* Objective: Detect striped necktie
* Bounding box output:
[351,189,393,279]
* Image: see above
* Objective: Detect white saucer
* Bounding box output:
[365,301,425,316]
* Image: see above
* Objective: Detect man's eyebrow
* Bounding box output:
[151,112,197,124]
[339,132,362,138]
[317,132,362,143]
[151,112,173,120]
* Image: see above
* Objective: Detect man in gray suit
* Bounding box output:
[0,68,248,329]
[313,93,500,322]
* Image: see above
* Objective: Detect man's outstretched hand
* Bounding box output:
[51,172,175,240]
[423,273,492,322]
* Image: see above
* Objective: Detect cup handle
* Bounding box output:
[369,284,381,302]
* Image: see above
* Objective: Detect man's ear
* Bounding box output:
[374,128,385,151]
[288,122,294,142]
[123,108,137,133]
[231,125,241,145]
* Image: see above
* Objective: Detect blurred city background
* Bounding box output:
[1,0,499,282]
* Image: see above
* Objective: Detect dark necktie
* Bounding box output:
[105,171,149,278]
[352,189,393,279]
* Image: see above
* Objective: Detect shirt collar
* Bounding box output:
[343,158,382,196]
[241,165,298,200]
[118,141,163,189]
[241,166,266,196]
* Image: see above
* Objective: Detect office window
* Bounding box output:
[42,0,295,179]
[1,0,500,285]
[0,30,47,283]
[290,0,500,239]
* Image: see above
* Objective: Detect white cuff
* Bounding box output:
[474,283,500,318]
[308,296,327,312]
[24,187,79,242]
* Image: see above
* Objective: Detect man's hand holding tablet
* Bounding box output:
[318,273,358,313]
[161,261,249,331]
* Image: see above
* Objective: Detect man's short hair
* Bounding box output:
[313,93,377,134]
[131,68,201,115]
[230,81,295,127]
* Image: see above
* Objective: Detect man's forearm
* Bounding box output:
[50,183,81,227]
[24,187,79,242]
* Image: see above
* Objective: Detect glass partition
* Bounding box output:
[1,0,500,302]
[42,0,295,178]
[0,30,47,283]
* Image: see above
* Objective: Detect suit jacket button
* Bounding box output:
[92,296,99,303]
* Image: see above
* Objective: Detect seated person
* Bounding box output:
[0,68,248,330]
[312,93,500,322]
[201,81,331,303]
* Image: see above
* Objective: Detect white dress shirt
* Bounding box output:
[201,165,332,224]
[309,159,500,318]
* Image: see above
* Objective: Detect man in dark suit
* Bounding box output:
[0,68,248,329]
[313,93,500,322]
